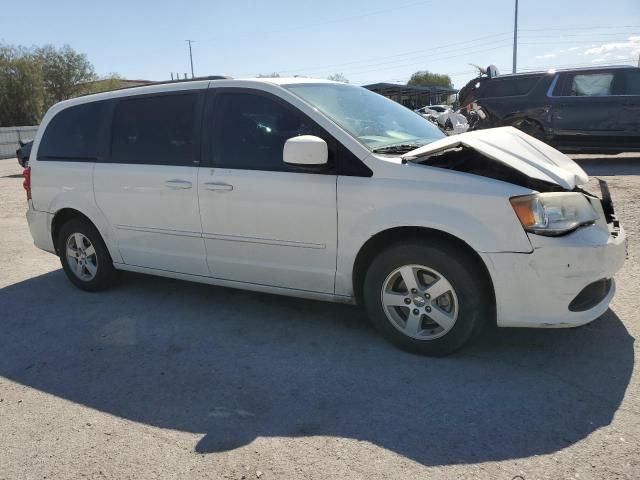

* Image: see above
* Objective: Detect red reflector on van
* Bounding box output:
[23,166,31,200]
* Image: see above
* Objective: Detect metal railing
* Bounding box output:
[0,126,39,159]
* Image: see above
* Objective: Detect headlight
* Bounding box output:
[510,192,599,236]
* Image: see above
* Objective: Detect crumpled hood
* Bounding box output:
[401,126,588,190]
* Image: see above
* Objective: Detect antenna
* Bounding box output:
[512,0,519,74]
[186,40,195,78]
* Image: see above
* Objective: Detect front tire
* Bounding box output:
[57,218,118,292]
[363,241,489,356]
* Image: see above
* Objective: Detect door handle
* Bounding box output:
[164,179,193,189]
[204,182,233,192]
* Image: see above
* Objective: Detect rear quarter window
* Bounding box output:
[37,101,105,161]
[480,76,542,98]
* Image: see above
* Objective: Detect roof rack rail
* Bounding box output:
[496,64,634,77]
[153,75,232,86]
[75,75,233,97]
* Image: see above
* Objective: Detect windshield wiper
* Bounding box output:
[372,143,425,154]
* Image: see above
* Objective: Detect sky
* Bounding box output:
[3,0,640,88]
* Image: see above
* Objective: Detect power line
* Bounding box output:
[269,31,636,78]
[221,24,637,79]
[295,38,515,77]
[519,38,638,45]
[519,57,638,71]
[334,37,636,78]
[519,31,640,38]
[520,24,640,32]
[340,44,514,77]
[202,0,434,42]
[229,33,513,78]
[221,24,638,83]
[278,31,514,75]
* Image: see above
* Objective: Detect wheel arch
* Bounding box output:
[50,207,121,264]
[51,208,95,254]
[502,114,548,137]
[351,226,496,313]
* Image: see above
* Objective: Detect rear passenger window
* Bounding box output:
[38,102,105,161]
[481,76,541,98]
[622,70,640,95]
[570,73,613,96]
[212,92,316,171]
[111,93,200,166]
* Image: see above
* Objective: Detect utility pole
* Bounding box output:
[186,40,195,78]
[512,0,519,73]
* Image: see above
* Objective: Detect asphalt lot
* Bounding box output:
[0,155,639,480]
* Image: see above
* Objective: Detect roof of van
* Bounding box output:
[491,64,636,79]
[52,76,343,111]
[238,77,340,85]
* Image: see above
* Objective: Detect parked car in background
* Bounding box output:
[24,78,626,356]
[16,140,33,167]
[423,104,449,113]
[435,110,469,135]
[459,65,640,153]
[416,105,451,120]
[415,105,443,122]
[416,105,468,135]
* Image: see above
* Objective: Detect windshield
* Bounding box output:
[286,83,446,151]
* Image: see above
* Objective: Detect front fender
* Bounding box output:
[335,173,533,296]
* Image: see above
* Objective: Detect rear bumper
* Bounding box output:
[483,222,626,328]
[26,204,55,254]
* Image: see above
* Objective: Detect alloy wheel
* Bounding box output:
[380,264,458,340]
[65,232,98,281]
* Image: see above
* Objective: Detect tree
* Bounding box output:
[80,73,127,95]
[0,43,109,126]
[0,45,46,126]
[327,73,349,83]
[257,72,281,78]
[407,70,453,89]
[35,44,97,104]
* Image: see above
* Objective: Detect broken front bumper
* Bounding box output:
[482,221,626,328]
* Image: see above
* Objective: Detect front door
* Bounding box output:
[198,89,337,293]
[94,90,208,275]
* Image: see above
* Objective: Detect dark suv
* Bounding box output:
[459,65,640,153]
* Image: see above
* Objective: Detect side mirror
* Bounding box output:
[283,135,328,168]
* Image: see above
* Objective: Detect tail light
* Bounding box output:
[23,166,31,200]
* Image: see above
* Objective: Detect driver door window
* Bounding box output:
[212,92,321,171]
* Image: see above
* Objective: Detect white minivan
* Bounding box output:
[24,77,626,355]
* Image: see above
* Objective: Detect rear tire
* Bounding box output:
[57,218,118,292]
[363,241,490,356]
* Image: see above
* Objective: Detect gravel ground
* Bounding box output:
[0,156,638,480]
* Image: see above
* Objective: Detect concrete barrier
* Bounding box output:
[0,126,39,159]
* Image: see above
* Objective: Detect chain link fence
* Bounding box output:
[0,126,39,159]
